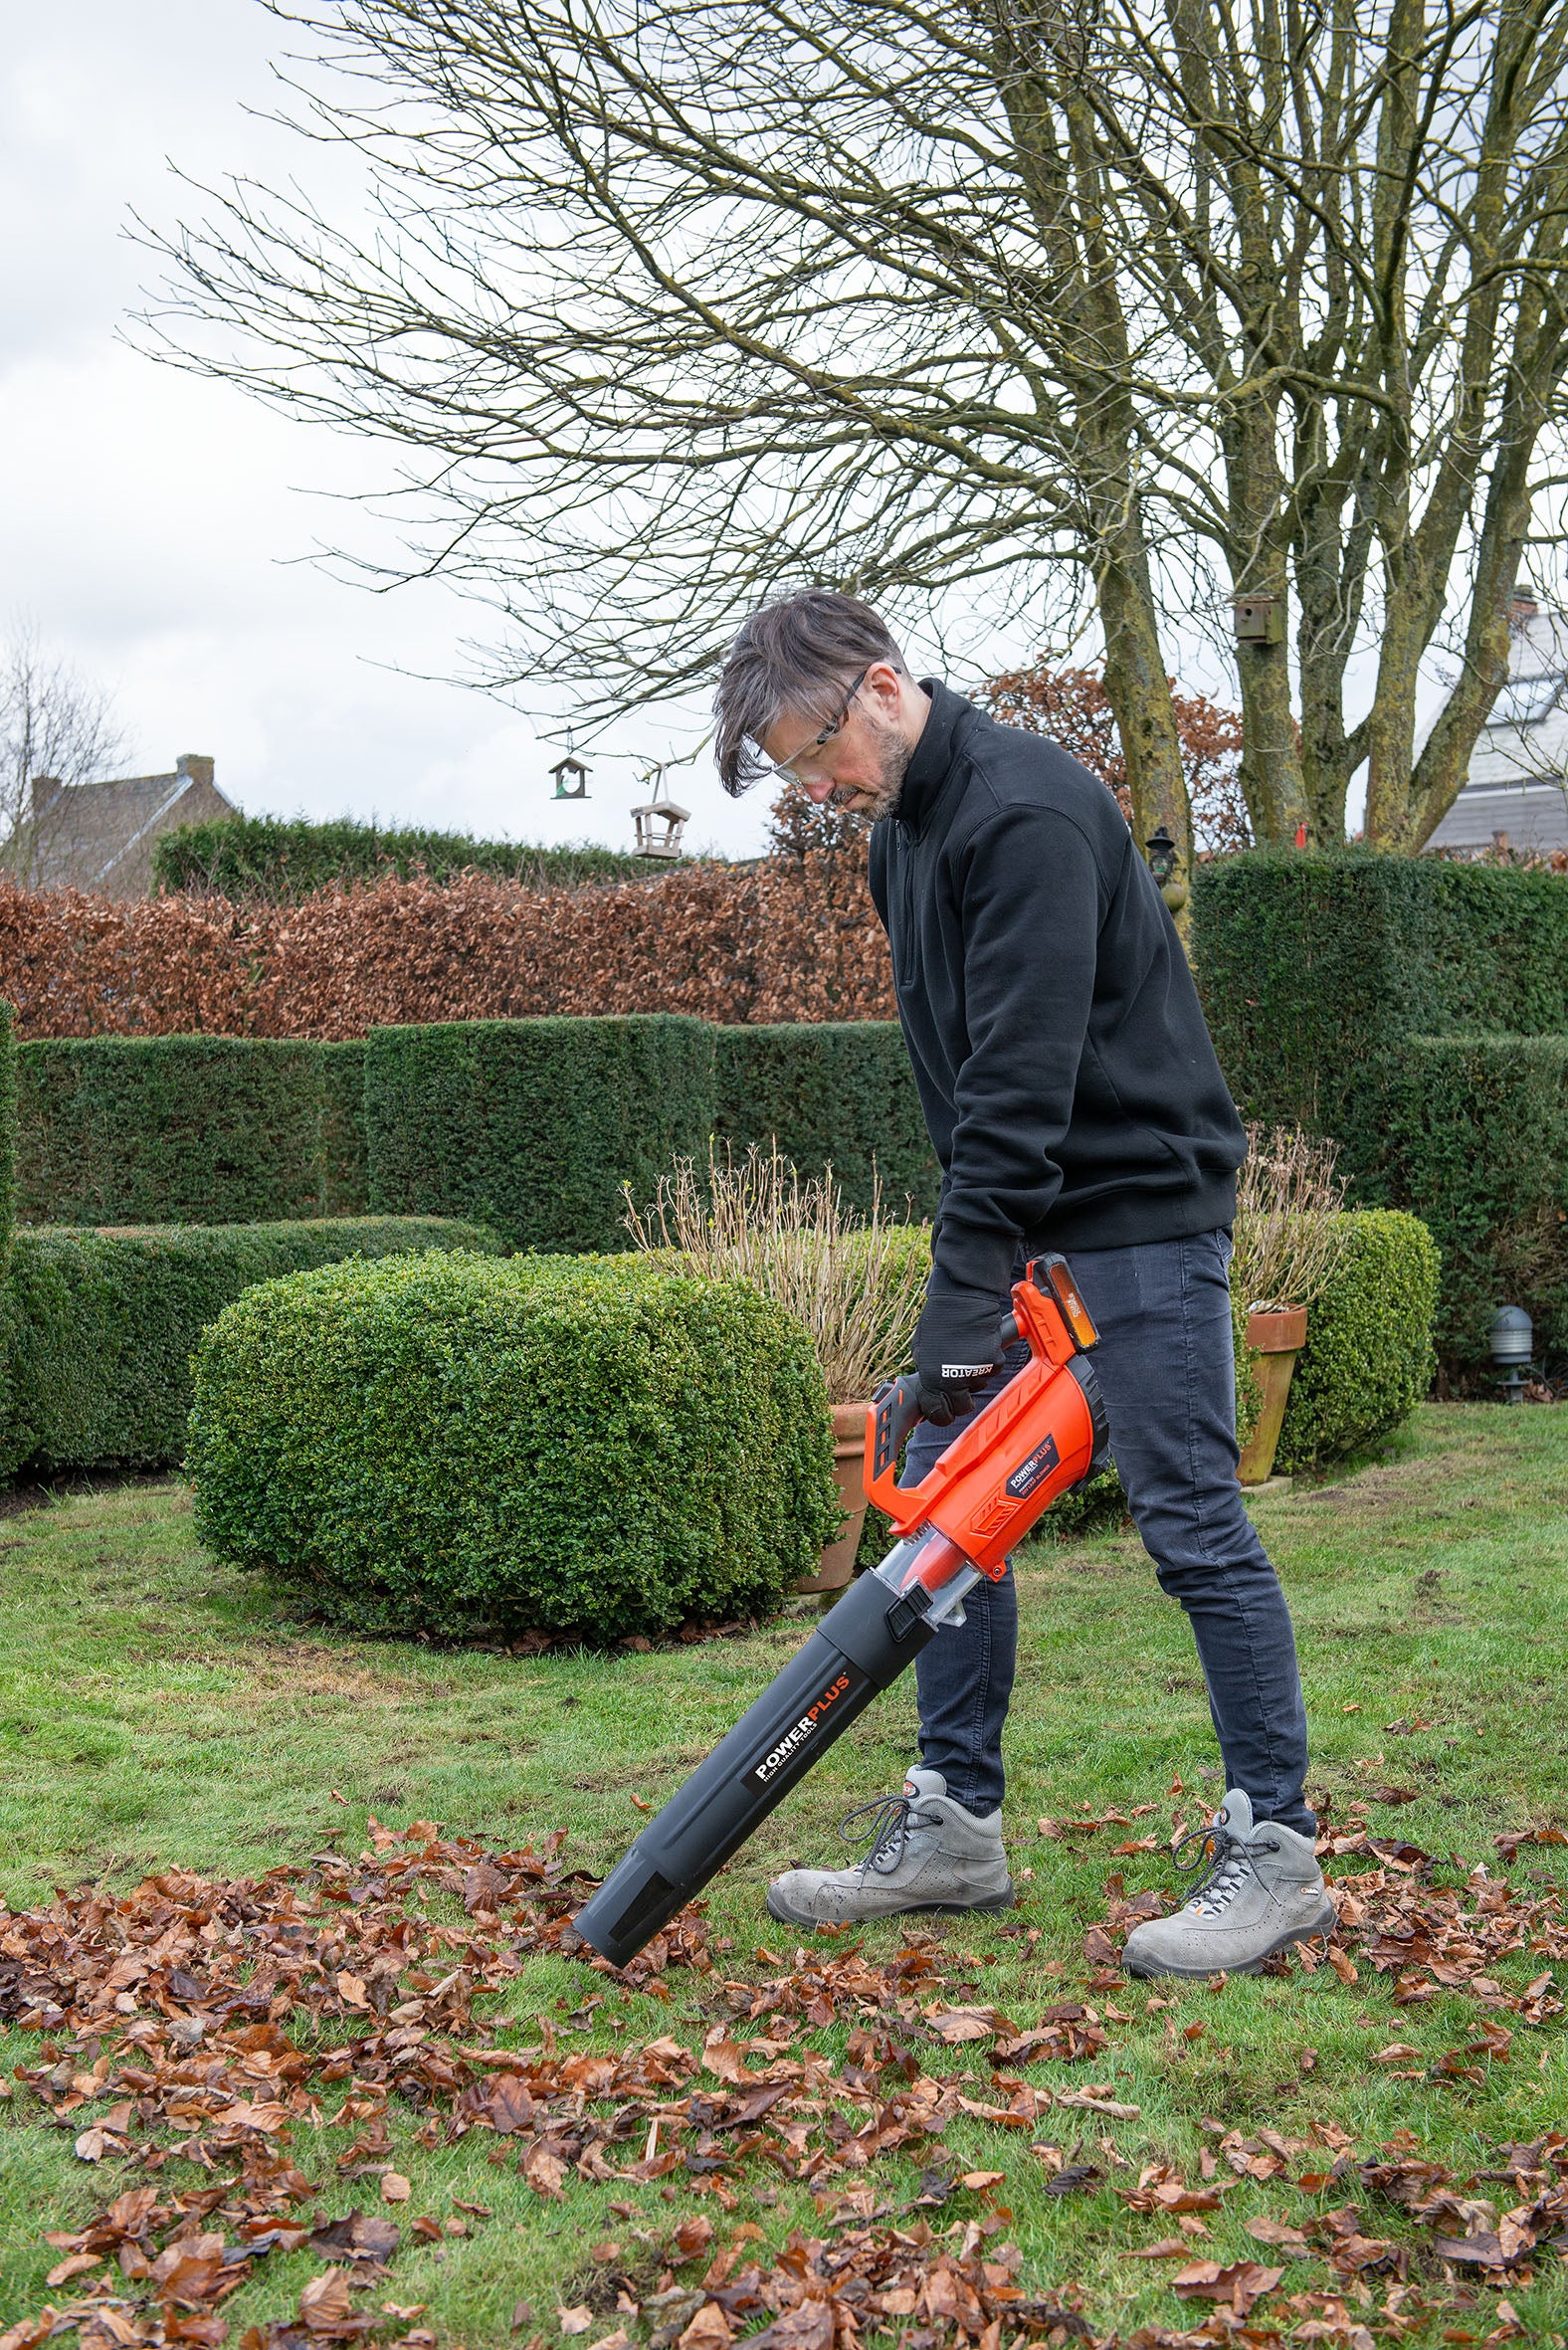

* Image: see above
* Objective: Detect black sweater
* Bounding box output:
[868,682,1247,1303]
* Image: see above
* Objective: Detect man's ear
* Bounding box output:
[863,659,906,709]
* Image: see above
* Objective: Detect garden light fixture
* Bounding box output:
[1144,822,1188,913]
[1488,1304,1533,1404]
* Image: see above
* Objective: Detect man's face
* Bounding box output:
[757,660,927,819]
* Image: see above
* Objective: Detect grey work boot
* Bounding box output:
[1121,1789,1335,1979]
[766,1767,1014,1928]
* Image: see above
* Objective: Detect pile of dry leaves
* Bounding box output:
[0,1817,1562,2350]
[0,1824,1133,2350]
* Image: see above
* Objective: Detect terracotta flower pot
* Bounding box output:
[794,1400,873,1596]
[1238,1304,1307,1486]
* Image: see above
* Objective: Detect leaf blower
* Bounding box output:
[573,1254,1109,1967]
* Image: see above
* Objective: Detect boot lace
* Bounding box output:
[1171,1820,1275,1915]
[837,1792,936,1878]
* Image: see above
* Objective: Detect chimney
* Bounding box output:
[175,753,215,790]
[30,775,63,819]
[1509,590,1539,633]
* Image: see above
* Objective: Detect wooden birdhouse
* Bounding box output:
[551,753,590,800]
[1232,595,1284,646]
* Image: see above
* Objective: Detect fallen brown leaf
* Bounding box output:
[1172,2257,1284,2316]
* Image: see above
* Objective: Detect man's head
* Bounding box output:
[714,590,931,817]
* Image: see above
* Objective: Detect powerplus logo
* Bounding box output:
[750,1672,855,1786]
[1004,1432,1061,1499]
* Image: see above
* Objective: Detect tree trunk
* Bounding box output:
[1097,550,1191,931]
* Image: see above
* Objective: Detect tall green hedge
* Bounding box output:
[318,1043,368,1218]
[0,1000,15,1280]
[1195,853,1568,1148]
[151,813,668,901]
[713,1023,940,1218]
[1378,1037,1568,1365]
[0,1216,501,1478]
[1194,853,1568,1370]
[188,1253,842,1641]
[364,1016,716,1253]
[16,1037,371,1227]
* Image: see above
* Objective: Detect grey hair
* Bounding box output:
[713,590,906,796]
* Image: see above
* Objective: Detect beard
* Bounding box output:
[835,711,912,819]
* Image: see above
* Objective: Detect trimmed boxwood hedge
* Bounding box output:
[713,1023,939,1219]
[1271,1210,1440,1472]
[1193,853,1568,1371]
[364,1016,716,1253]
[0,1217,500,1478]
[16,1036,371,1227]
[0,999,14,1277]
[187,1252,843,1642]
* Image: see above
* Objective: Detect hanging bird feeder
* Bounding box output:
[631,771,690,860]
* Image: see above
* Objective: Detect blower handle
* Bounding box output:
[866,1256,1100,1538]
[867,1313,1021,1486]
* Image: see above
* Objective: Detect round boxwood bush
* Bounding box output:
[1273,1209,1438,1472]
[187,1251,842,1641]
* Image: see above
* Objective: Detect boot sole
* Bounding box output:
[766,1879,1015,1930]
[1121,1896,1338,1980]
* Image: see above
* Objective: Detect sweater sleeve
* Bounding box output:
[931,804,1105,1301]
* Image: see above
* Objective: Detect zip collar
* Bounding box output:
[890,679,972,838]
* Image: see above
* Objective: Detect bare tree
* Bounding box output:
[0,623,127,886]
[139,0,1568,863]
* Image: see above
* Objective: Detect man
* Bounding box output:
[712,589,1333,1979]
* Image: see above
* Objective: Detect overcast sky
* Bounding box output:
[2,0,1396,857]
[0,0,792,858]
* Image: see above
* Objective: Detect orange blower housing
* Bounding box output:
[865,1254,1107,1582]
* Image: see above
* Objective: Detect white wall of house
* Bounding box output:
[1426,601,1568,855]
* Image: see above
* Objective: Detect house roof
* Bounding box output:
[1426,778,1568,853]
[26,754,237,896]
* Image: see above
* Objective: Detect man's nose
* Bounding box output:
[803,773,837,804]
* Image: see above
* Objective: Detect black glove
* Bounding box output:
[913,1269,1006,1427]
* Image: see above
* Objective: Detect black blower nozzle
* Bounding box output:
[573,1532,954,1966]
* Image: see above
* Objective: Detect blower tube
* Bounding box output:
[573,1526,978,1967]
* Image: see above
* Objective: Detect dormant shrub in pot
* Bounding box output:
[625,1147,929,1592]
[1232,1124,1347,1485]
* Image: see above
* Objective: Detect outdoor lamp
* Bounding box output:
[1144,823,1188,913]
[1487,1304,1533,1404]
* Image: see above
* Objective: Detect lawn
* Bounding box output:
[0,1402,1565,2349]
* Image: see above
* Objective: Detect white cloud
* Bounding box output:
[0,0,771,857]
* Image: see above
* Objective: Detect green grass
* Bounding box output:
[1,1402,1565,2345]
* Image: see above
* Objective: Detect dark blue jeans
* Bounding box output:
[907,1230,1314,1837]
